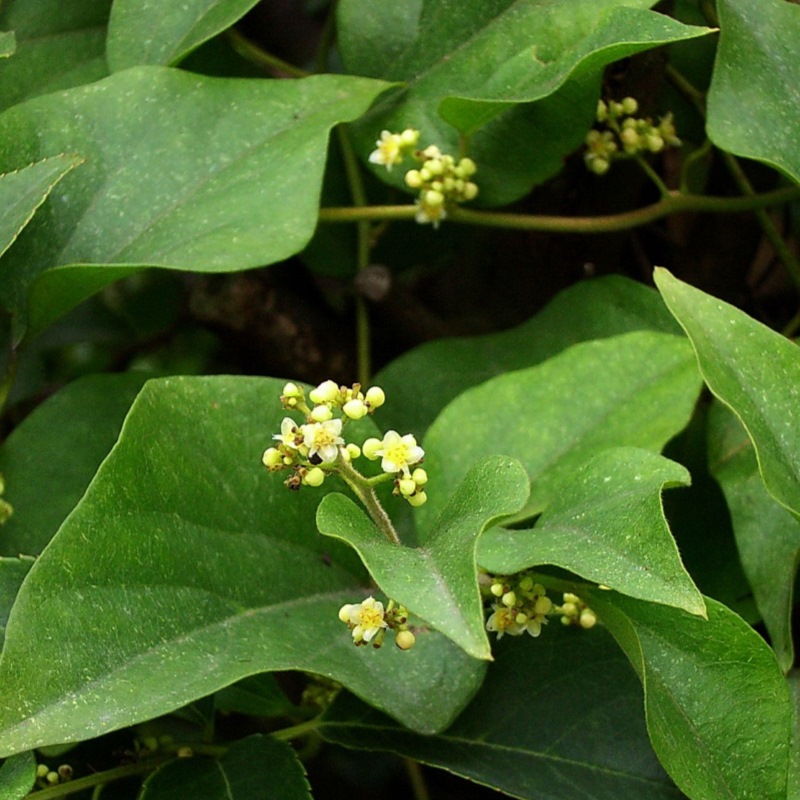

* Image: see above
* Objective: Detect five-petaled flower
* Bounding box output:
[375,430,424,475]
[339,596,388,644]
[369,130,404,171]
[273,417,300,448]
[303,419,345,463]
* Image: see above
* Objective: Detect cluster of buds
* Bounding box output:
[262,380,428,507]
[338,596,416,650]
[480,572,554,639]
[0,474,12,524]
[556,592,598,629]
[584,97,681,175]
[35,764,73,789]
[369,128,479,227]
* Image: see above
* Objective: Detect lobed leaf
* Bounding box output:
[321,625,683,800]
[0,67,391,339]
[418,331,703,531]
[592,592,791,800]
[107,0,262,71]
[707,0,800,184]
[0,377,483,757]
[317,456,530,660]
[479,447,705,616]
[655,268,800,520]
[707,401,800,673]
[139,735,311,800]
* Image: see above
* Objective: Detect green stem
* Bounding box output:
[404,758,432,800]
[271,717,321,741]
[225,29,310,78]
[314,0,339,74]
[0,346,19,416]
[335,126,373,385]
[317,185,800,233]
[634,154,672,198]
[336,457,401,544]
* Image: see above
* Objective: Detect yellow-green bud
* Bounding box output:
[407,491,427,507]
[395,630,416,650]
[490,582,504,597]
[411,468,428,485]
[423,189,444,207]
[282,382,303,398]
[365,386,385,408]
[457,157,477,177]
[303,467,325,487]
[343,399,367,419]
[47,772,59,785]
[309,380,339,405]
[462,182,479,201]
[37,765,49,779]
[398,478,416,496]
[362,438,382,460]
[596,99,608,121]
[346,443,362,460]
[310,404,333,422]
[646,133,664,152]
[519,575,534,592]
[262,447,284,469]
[502,591,516,608]
[339,604,354,623]
[533,596,552,616]
[399,128,420,147]
[580,609,598,629]
[405,169,423,188]
[621,96,638,115]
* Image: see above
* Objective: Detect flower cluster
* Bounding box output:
[481,572,554,639]
[0,474,12,525]
[584,97,681,175]
[556,592,597,629]
[262,380,428,506]
[338,596,416,650]
[369,129,479,227]
[35,763,73,789]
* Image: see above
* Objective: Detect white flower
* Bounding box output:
[273,417,300,447]
[374,430,424,475]
[339,596,387,643]
[369,130,404,171]
[302,418,344,463]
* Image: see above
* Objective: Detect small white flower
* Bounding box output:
[339,596,387,643]
[375,430,424,475]
[369,130,404,171]
[273,417,300,447]
[302,418,344,463]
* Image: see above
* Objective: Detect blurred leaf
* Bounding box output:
[707,0,800,184]
[0,0,111,112]
[418,331,703,530]
[655,268,800,520]
[790,671,800,800]
[0,750,35,800]
[318,456,530,660]
[339,0,709,204]
[0,31,15,58]
[214,674,294,719]
[480,448,705,616]
[593,592,791,800]
[0,377,484,757]
[0,557,34,647]
[708,401,800,672]
[0,67,391,339]
[321,624,683,800]
[0,154,84,260]
[375,276,683,437]
[0,373,149,557]
[139,735,311,800]
[107,0,261,71]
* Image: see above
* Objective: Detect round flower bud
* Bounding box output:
[533,596,553,616]
[399,128,420,147]
[620,127,639,148]
[621,96,638,115]
[424,189,444,207]
[262,447,284,470]
[561,601,577,616]
[398,478,416,496]
[346,443,362,460]
[419,167,432,181]
[37,765,50,779]
[462,182,479,201]
[303,467,325,487]
[515,612,528,625]
[362,437,382,460]
[502,591,517,608]
[339,604,354,623]
[395,630,416,650]
[411,468,428,485]
[425,158,444,176]
[310,404,333,422]
[365,386,386,408]
[588,157,610,175]
[309,380,339,405]
[596,99,608,121]
[456,157,477,177]
[343,399,368,420]
[283,382,302,397]
[580,609,598,629]
[407,491,427,507]
[646,133,664,153]
[405,169,423,188]
[519,575,533,592]
[47,772,59,785]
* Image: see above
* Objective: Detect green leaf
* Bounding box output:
[107,0,261,71]
[317,456,530,660]
[0,377,483,756]
[214,674,294,719]
[0,155,84,261]
[339,0,709,204]
[479,448,705,616]
[375,275,683,437]
[0,67,391,339]
[592,592,791,800]
[139,735,311,800]
[321,625,683,800]
[707,401,800,672]
[707,0,800,184]
[0,557,34,648]
[0,373,149,557]
[0,751,35,800]
[655,268,800,519]
[0,0,111,113]
[418,331,703,530]
[438,7,712,135]
[0,31,15,59]
[790,671,800,800]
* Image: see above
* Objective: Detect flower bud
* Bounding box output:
[362,438,382,460]
[405,169,423,188]
[262,447,284,470]
[343,399,368,420]
[395,630,416,650]
[502,591,516,608]
[621,96,638,115]
[346,443,362,460]
[398,478,416,496]
[580,609,598,629]
[365,386,386,408]
[303,467,325,487]
[407,491,427,507]
[411,468,428,485]
[462,182,479,201]
[399,128,420,147]
[309,380,339,405]
[310,404,333,422]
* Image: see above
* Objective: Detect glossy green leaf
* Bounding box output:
[479,448,705,616]
[0,67,391,339]
[107,0,261,71]
[0,751,35,800]
[339,0,708,204]
[707,0,800,184]
[0,0,111,112]
[0,557,33,647]
[0,31,15,59]
[708,401,800,672]
[0,155,84,261]
[0,377,483,757]
[375,276,683,437]
[592,592,791,800]
[0,373,149,557]
[321,624,682,800]
[438,7,711,134]
[418,331,703,530]
[139,735,311,800]
[655,268,800,519]
[317,456,530,660]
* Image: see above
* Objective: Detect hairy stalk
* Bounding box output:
[336,456,401,545]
